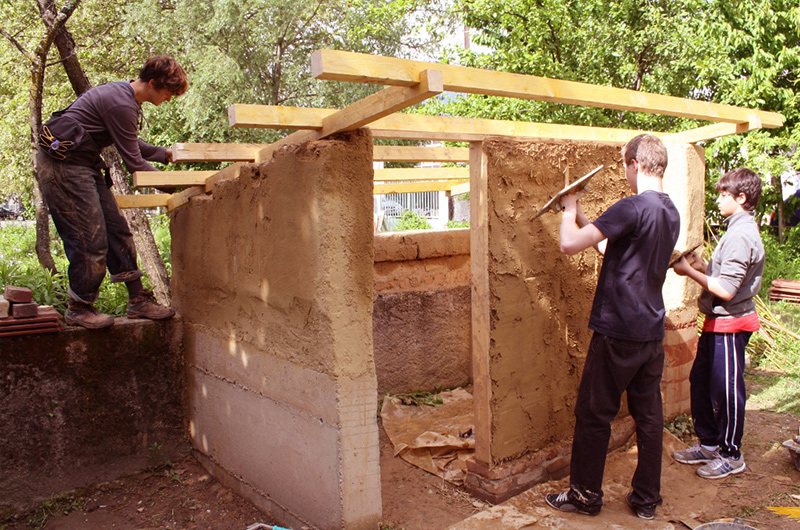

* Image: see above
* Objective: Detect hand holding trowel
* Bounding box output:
[532,165,604,220]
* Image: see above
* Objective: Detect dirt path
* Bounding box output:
[3,409,797,530]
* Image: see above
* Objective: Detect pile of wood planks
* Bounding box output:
[0,285,63,337]
[769,279,800,303]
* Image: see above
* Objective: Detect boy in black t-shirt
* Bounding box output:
[545,134,680,520]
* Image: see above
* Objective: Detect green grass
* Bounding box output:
[746,371,800,415]
[0,215,171,316]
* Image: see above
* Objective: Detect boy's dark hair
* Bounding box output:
[139,56,188,96]
[716,168,762,211]
[623,134,668,178]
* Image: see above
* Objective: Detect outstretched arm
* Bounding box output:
[560,193,607,255]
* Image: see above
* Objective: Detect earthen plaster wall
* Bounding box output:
[477,138,704,465]
[170,129,380,530]
[373,229,471,394]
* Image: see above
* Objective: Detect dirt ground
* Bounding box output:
[3,407,798,530]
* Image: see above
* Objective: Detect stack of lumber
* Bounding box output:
[0,285,63,337]
[769,279,800,303]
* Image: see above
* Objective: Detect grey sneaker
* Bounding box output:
[696,455,746,479]
[127,289,175,320]
[673,444,720,464]
[65,300,114,329]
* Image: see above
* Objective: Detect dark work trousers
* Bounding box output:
[569,332,665,510]
[690,331,751,459]
[36,151,142,304]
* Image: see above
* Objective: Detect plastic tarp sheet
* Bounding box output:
[381,388,475,485]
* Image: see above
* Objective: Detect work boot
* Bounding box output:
[65,300,115,329]
[127,289,175,320]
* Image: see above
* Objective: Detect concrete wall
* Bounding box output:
[170,129,380,530]
[0,319,186,510]
[373,228,471,395]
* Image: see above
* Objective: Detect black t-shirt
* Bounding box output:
[588,190,680,341]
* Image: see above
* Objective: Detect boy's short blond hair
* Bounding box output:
[623,134,668,178]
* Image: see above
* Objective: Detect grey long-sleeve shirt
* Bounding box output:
[60,81,167,173]
[699,211,765,318]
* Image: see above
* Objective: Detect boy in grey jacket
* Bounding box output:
[672,168,765,479]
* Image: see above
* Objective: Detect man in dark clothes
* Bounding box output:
[37,55,188,329]
[544,134,681,520]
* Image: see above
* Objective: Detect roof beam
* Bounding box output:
[373,145,469,162]
[311,49,784,128]
[171,143,262,162]
[115,194,172,209]
[661,121,755,144]
[254,69,443,163]
[167,186,205,212]
[448,182,470,196]
[374,180,467,195]
[374,167,468,181]
[229,104,653,143]
[134,170,217,188]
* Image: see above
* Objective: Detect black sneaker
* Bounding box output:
[626,492,655,520]
[545,491,601,516]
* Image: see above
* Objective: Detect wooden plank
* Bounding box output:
[231,104,653,143]
[661,122,752,144]
[469,140,492,464]
[372,145,470,163]
[374,180,467,194]
[374,167,468,181]
[205,163,245,193]
[115,194,173,209]
[167,186,206,212]
[229,105,333,129]
[133,171,217,188]
[321,69,443,135]
[448,181,470,196]
[312,49,784,128]
[171,143,264,162]
[254,71,444,163]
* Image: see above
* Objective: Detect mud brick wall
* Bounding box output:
[373,228,471,395]
[471,138,703,476]
[0,319,185,511]
[170,129,380,530]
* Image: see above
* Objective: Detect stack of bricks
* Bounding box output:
[0,285,63,337]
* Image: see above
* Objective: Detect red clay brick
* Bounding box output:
[11,302,38,318]
[4,286,33,304]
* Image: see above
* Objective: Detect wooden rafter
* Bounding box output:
[660,121,758,144]
[448,182,469,196]
[311,49,784,128]
[374,180,467,195]
[171,143,263,162]
[374,167,468,181]
[167,186,205,211]
[373,145,469,163]
[116,194,172,209]
[134,171,217,188]
[253,69,444,162]
[229,104,656,143]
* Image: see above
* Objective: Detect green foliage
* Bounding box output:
[760,229,800,299]
[446,219,470,228]
[0,215,172,316]
[665,413,695,444]
[394,210,433,231]
[390,390,445,407]
[25,493,87,530]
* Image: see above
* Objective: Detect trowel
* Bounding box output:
[532,165,604,220]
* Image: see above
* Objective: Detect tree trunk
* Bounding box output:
[40,0,172,304]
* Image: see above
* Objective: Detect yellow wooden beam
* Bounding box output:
[372,145,470,162]
[254,70,444,163]
[661,121,754,144]
[133,171,217,188]
[115,194,172,209]
[374,180,467,195]
[229,105,331,129]
[448,182,470,196]
[311,49,784,128]
[230,104,652,143]
[171,143,263,162]
[374,167,468,181]
[167,186,206,212]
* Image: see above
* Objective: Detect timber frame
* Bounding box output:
[117,49,783,211]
